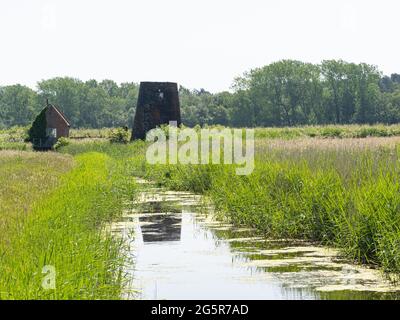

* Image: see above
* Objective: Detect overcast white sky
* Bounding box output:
[0,0,399,92]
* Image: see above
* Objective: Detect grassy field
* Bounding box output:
[0,150,137,299]
[2,125,400,299]
[0,151,74,247]
[253,124,400,139]
[5,124,400,145]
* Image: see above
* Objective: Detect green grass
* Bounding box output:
[3,124,400,299]
[0,151,137,299]
[0,151,74,247]
[0,126,31,151]
[0,141,31,151]
[253,124,400,139]
[69,128,113,139]
[4,124,400,143]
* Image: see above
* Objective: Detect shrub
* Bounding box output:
[109,127,130,144]
[53,137,70,150]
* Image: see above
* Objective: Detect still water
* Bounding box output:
[111,182,400,300]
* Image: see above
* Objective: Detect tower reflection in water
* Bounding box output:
[139,213,182,243]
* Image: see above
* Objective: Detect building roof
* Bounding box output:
[48,104,71,127]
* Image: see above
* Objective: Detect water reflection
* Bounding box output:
[139,214,182,243]
[113,187,400,300]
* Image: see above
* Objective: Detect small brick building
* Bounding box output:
[45,103,70,139]
[29,101,70,149]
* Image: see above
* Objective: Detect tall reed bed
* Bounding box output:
[253,124,400,139]
[69,128,113,139]
[57,138,400,274]
[140,138,400,275]
[0,152,136,299]
[4,124,400,144]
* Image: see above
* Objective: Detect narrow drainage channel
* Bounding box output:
[112,181,400,300]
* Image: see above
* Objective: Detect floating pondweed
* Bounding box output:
[112,183,400,300]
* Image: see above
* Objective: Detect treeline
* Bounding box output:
[0,79,138,129]
[181,60,400,127]
[1,60,400,129]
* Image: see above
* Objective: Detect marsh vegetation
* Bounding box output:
[0,150,137,299]
[1,126,400,299]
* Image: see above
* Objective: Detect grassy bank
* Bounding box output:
[0,151,136,299]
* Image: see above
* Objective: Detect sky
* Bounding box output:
[0,0,399,92]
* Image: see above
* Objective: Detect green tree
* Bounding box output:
[0,85,39,127]
[37,77,84,126]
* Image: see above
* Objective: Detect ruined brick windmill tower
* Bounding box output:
[131,82,182,140]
